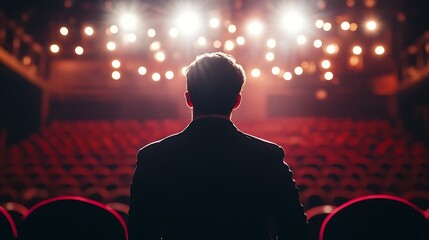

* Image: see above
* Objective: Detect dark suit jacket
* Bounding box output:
[128,118,309,240]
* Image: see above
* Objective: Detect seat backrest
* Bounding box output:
[305,205,336,240]
[17,195,127,240]
[0,205,17,240]
[320,195,429,240]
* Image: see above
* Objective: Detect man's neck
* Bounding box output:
[192,113,231,121]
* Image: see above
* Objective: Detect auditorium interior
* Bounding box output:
[0,0,428,239]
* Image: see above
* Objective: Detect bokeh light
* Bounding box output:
[152,72,161,81]
[84,26,94,36]
[251,68,261,78]
[106,41,116,51]
[75,46,84,55]
[112,60,120,68]
[50,44,60,53]
[283,72,293,81]
[60,27,68,36]
[138,66,147,75]
[112,71,120,80]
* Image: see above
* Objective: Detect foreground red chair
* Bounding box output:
[17,196,127,240]
[305,205,336,240]
[320,195,429,240]
[0,205,17,240]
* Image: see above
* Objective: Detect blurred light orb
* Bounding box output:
[120,14,137,30]
[152,72,161,81]
[147,29,156,38]
[149,41,161,51]
[321,59,331,69]
[313,39,323,48]
[106,41,116,51]
[236,36,246,45]
[138,66,147,75]
[296,35,307,45]
[272,66,280,75]
[323,22,332,31]
[155,51,166,62]
[112,59,121,68]
[126,33,137,42]
[315,19,324,28]
[169,28,179,38]
[251,68,261,78]
[197,36,206,46]
[177,12,199,34]
[247,20,264,36]
[315,89,328,100]
[294,66,303,75]
[282,11,304,33]
[349,56,360,66]
[352,45,363,55]
[341,21,351,30]
[75,46,84,55]
[109,25,119,34]
[228,24,237,33]
[375,45,385,55]
[267,38,276,48]
[112,71,120,80]
[265,52,275,61]
[224,40,235,51]
[60,27,69,36]
[50,44,60,53]
[326,44,339,54]
[84,26,94,36]
[213,40,222,48]
[366,20,377,31]
[165,71,174,80]
[181,67,187,75]
[324,71,334,80]
[350,23,358,31]
[283,72,292,81]
[209,18,220,28]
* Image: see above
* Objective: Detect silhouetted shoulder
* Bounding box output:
[136,132,186,163]
[238,131,285,158]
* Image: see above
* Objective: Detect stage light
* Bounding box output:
[282,11,305,33]
[112,60,121,68]
[349,56,360,66]
[125,33,137,43]
[265,52,275,61]
[165,71,174,80]
[321,60,331,69]
[352,45,363,55]
[315,19,324,29]
[138,66,147,75]
[84,26,94,36]
[228,24,237,33]
[283,72,292,81]
[106,41,116,51]
[350,23,358,31]
[147,29,156,38]
[272,66,280,75]
[155,51,166,62]
[236,36,245,45]
[326,44,339,54]
[267,38,276,48]
[315,89,328,100]
[197,36,206,46]
[75,46,84,55]
[247,20,264,36]
[120,14,137,30]
[177,11,199,34]
[149,41,161,51]
[365,20,377,31]
[374,45,385,55]
[296,35,306,45]
[209,18,220,28]
[169,28,179,38]
[313,39,322,48]
[224,40,235,51]
[294,66,303,75]
[323,22,332,31]
[112,71,121,80]
[109,25,119,34]
[251,68,261,78]
[60,27,68,36]
[364,0,376,8]
[152,72,161,81]
[341,21,351,30]
[324,71,333,80]
[213,40,222,48]
[50,44,60,53]
[346,0,355,7]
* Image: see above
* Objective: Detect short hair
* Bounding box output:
[185,52,246,115]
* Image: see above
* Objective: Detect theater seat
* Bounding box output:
[0,205,17,240]
[305,205,335,240]
[320,195,429,240]
[17,196,127,240]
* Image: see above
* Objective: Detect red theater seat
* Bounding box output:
[0,205,17,240]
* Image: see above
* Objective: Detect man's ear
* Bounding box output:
[185,91,193,108]
[233,94,241,110]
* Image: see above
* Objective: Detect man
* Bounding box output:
[128,52,309,240]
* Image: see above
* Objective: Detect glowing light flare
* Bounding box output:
[236,36,245,45]
[313,39,322,48]
[315,89,328,100]
[321,60,331,69]
[112,60,121,68]
[228,24,237,33]
[181,67,187,76]
[120,14,137,30]
[213,40,222,48]
[75,46,84,55]
[224,40,235,51]
[247,20,264,36]
[265,52,275,61]
[267,39,276,48]
[350,23,358,31]
[352,45,363,55]
[106,41,116,51]
[50,44,60,53]
[283,72,292,81]
[152,72,161,81]
[197,37,206,46]
[147,29,156,38]
[374,45,385,55]
[165,71,174,80]
[296,35,306,45]
[315,20,324,29]
[341,21,351,31]
[84,26,94,36]
[177,11,199,34]
[138,66,147,75]
[109,25,119,34]
[282,11,305,33]
[251,68,261,78]
[60,27,68,36]
[294,66,303,75]
[349,56,360,66]
[209,18,220,28]
[169,28,179,38]
[155,51,166,62]
[366,20,377,31]
[112,71,121,80]
[324,71,334,80]
[326,44,339,55]
[149,41,161,51]
[125,33,137,43]
[272,66,280,75]
[323,22,332,31]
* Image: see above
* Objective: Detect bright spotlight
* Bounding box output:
[152,72,161,81]
[365,20,377,31]
[341,21,351,30]
[197,36,206,46]
[213,40,222,48]
[272,66,280,75]
[50,44,60,53]
[138,66,147,75]
[169,28,179,38]
[315,19,324,28]
[251,68,261,78]
[209,18,220,28]
[112,60,121,68]
[283,72,292,81]
[84,26,94,36]
[112,71,121,80]
[265,52,275,61]
[165,71,174,80]
[120,14,137,30]
[181,67,187,75]
[125,33,137,43]
[224,40,235,51]
[177,11,199,34]
[313,39,322,48]
[109,25,119,34]
[282,11,305,33]
[374,45,385,55]
[296,35,306,45]
[326,44,339,54]
[60,27,68,36]
[267,38,276,48]
[106,41,116,51]
[352,45,363,55]
[247,20,264,36]
[236,36,246,45]
[147,29,156,38]
[149,41,161,51]
[294,66,303,75]
[321,60,331,69]
[155,51,166,62]
[323,22,332,31]
[324,71,334,80]
[75,46,84,55]
[228,24,237,33]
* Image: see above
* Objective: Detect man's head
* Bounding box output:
[185,52,246,116]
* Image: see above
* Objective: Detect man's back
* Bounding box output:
[128,118,308,240]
